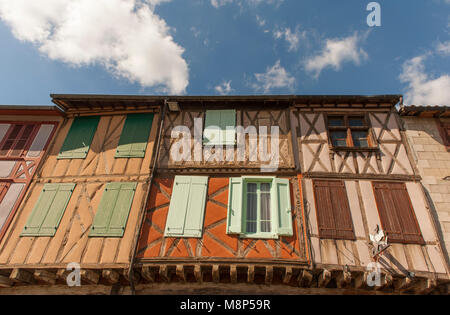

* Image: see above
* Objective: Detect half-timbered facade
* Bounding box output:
[0,95,161,290]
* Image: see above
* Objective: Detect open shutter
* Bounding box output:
[204,110,222,145]
[58,116,99,159]
[115,113,154,158]
[21,183,75,236]
[90,182,137,237]
[164,176,208,238]
[220,110,236,145]
[373,182,424,244]
[313,180,355,240]
[227,177,243,234]
[273,178,293,236]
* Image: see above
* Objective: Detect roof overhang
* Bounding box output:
[399,105,450,118]
[0,105,64,116]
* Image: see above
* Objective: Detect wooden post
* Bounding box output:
[247,265,255,284]
[283,266,293,285]
[9,269,34,284]
[318,269,331,288]
[417,278,437,295]
[141,266,155,283]
[395,276,414,292]
[159,265,169,282]
[102,269,120,284]
[212,265,220,283]
[376,273,393,291]
[0,274,12,288]
[354,272,368,290]
[176,265,186,283]
[298,269,313,287]
[34,270,57,285]
[80,269,100,285]
[230,265,237,284]
[265,266,273,286]
[336,270,352,289]
[194,265,202,283]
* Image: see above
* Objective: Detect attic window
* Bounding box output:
[327,114,375,150]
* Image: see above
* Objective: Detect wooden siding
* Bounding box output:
[158,109,295,170]
[136,176,308,263]
[0,113,159,269]
[303,178,449,279]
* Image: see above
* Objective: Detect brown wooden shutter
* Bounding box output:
[313,180,355,240]
[373,182,424,244]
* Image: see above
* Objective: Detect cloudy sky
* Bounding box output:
[0,0,449,106]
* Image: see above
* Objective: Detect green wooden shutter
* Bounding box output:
[115,113,154,158]
[21,183,75,237]
[164,176,208,238]
[273,178,293,236]
[89,182,137,237]
[203,110,236,145]
[58,116,100,159]
[227,177,243,234]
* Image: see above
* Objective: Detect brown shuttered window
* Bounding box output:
[313,180,355,240]
[373,182,424,244]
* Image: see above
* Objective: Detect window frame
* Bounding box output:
[325,113,377,151]
[0,123,39,158]
[203,109,237,146]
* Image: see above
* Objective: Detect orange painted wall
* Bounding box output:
[137,176,308,262]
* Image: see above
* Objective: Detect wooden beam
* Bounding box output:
[298,269,313,288]
[354,272,369,290]
[230,265,237,284]
[102,269,120,284]
[34,270,57,285]
[159,265,169,282]
[247,265,255,284]
[0,274,12,288]
[9,269,34,284]
[376,273,393,291]
[336,270,352,289]
[417,278,437,295]
[283,266,293,285]
[80,270,100,285]
[318,269,331,288]
[212,265,220,283]
[395,276,414,292]
[176,265,186,283]
[194,265,203,283]
[265,266,273,286]
[141,266,155,283]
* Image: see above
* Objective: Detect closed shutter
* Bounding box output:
[373,182,424,244]
[89,182,137,237]
[204,110,236,145]
[21,183,75,236]
[227,177,243,234]
[273,178,293,236]
[115,113,154,158]
[313,180,355,240]
[58,116,100,159]
[164,176,208,238]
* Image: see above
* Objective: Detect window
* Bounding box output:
[90,182,137,237]
[0,124,37,157]
[227,177,293,239]
[313,180,355,240]
[164,176,208,238]
[373,182,424,244]
[58,116,100,159]
[21,183,75,237]
[203,109,236,146]
[327,115,373,149]
[115,113,154,158]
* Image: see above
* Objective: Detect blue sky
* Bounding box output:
[0,0,449,106]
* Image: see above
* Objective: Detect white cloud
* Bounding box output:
[437,40,450,55]
[214,80,233,95]
[0,0,188,94]
[251,60,295,93]
[400,55,450,106]
[305,32,368,78]
[273,26,305,52]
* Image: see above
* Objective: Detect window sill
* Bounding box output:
[330,146,379,153]
[238,233,279,240]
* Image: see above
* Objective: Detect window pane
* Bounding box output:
[260,183,271,233]
[349,117,364,127]
[330,131,347,147]
[246,183,257,233]
[328,117,344,127]
[352,131,369,148]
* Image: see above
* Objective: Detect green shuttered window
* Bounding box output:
[203,109,236,145]
[227,177,293,239]
[21,183,75,237]
[58,116,100,159]
[89,182,137,237]
[116,113,154,158]
[164,176,208,238]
